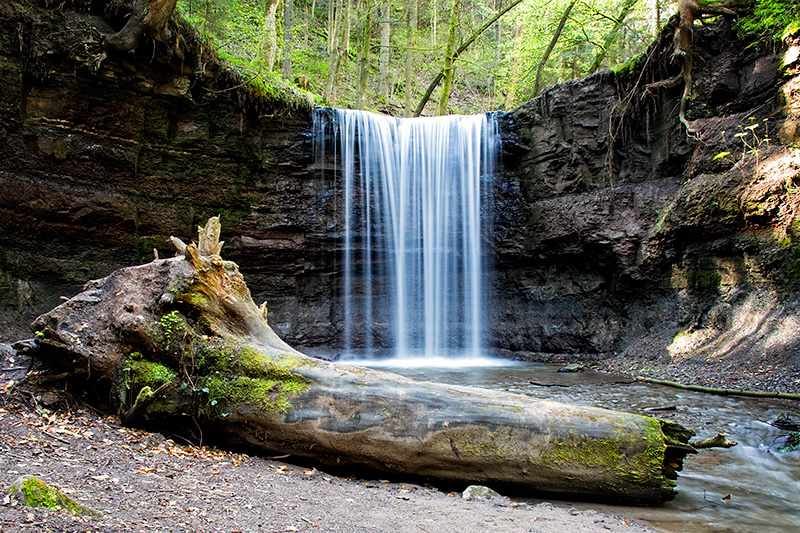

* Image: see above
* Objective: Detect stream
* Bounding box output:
[345,358,800,533]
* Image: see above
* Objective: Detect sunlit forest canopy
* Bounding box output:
[175,0,795,115]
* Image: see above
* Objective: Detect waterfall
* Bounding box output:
[314,108,497,360]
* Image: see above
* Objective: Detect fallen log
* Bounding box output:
[28,217,695,504]
[636,376,800,401]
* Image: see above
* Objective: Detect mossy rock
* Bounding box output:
[7,476,100,516]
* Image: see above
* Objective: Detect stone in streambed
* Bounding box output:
[462,485,503,501]
[7,476,99,516]
[558,363,585,373]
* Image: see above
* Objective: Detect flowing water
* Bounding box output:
[314,109,498,360]
[352,359,800,533]
[316,108,800,530]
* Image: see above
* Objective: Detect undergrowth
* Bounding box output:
[737,0,800,42]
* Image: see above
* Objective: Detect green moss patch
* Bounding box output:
[7,476,99,516]
[195,340,311,415]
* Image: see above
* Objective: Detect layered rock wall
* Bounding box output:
[2,2,799,390]
[0,1,332,346]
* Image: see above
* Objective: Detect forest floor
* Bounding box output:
[0,349,658,533]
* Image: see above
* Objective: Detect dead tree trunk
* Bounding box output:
[105,0,179,52]
[29,218,697,504]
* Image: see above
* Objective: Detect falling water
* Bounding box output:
[314,108,498,360]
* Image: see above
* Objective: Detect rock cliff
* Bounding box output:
[1,1,798,391]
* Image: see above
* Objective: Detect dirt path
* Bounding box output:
[0,382,655,533]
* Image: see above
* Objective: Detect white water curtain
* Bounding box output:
[316,109,497,360]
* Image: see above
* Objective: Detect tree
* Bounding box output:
[587,0,640,74]
[645,0,752,131]
[438,0,460,114]
[324,0,353,104]
[414,0,525,116]
[282,0,296,79]
[105,0,179,52]
[532,0,578,97]
[404,0,419,116]
[378,2,392,100]
[356,0,374,108]
[261,0,281,72]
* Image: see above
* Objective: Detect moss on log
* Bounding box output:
[29,217,696,504]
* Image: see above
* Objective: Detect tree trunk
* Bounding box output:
[28,217,697,505]
[587,0,638,74]
[650,0,661,39]
[261,0,281,72]
[532,0,578,98]
[504,21,523,108]
[378,3,391,100]
[104,0,178,52]
[645,0,752,131]
[414,0,523,116]
[404,0,418,116]
[325,0,352,104]
[438,0,459,115]
[356,0,373,109]
[282,0,296,79]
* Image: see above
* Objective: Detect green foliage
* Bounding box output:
[159,310,186,337]
[195,341,311,414]
[717,117,772,177]
[176,0,315,108]
[130,360,177,389]
[737,0,800,41]
[171,0,665,113]
[778,431,800,452]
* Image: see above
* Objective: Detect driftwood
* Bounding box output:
[29,217,697,504]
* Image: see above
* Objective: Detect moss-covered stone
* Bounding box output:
[7,476,99,516]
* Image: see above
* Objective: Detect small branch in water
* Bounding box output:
[636,377,800,401]
[692,433,737,449]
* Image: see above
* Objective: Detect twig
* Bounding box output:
[42,430,70,444]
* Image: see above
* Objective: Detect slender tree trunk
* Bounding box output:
[432,0,438,44]
[305,0,315,48]
[437,0,459,115]
[504,21,523,108]
[327,0,336,53]
[651,0,660,38]
[282,0,295,79]
[378,3,391,100]
[325,0,352,104]
[404,0,418,116]
[532,0,578,97]
[356,0,373,109]
[414,0,523,116]
[490,0,501,104]
[587,0,638,74]
[324,1,343,102]
[342,0,352,54]
[261,0,281,72]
